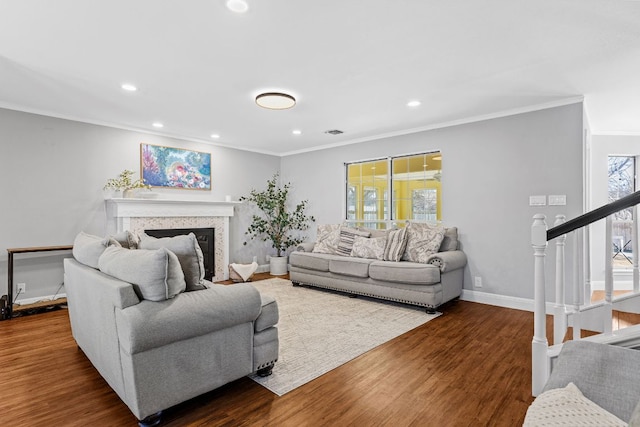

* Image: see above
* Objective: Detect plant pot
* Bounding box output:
[269,256,288,276]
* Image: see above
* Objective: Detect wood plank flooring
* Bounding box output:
[0,285,546,426]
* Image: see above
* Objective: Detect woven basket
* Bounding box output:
[229,264,254,282]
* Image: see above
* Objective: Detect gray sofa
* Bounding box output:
[64,232,279,426]
[524,340,640,425]
[289,224,467,313]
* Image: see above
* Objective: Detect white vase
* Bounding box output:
[269,256,288,276]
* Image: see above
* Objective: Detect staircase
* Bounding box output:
[531,190,640,396]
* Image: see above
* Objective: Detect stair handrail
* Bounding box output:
[548,190,640,241]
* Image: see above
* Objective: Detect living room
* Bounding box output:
[2,1,640,426]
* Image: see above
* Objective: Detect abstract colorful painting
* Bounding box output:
[141,144,211,190]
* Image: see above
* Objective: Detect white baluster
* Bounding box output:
[532,214,549,396]
[633,205,639,293]
[572,230,583,340]
[604,216,614,334]
[553,215,567,345]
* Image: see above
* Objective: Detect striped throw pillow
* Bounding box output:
[337,227,371,256]
[383,227,408,262]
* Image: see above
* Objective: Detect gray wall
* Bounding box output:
[281,103,585,300]
[0,108,279,300]
[1,103,585,303]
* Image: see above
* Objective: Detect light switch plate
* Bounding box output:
[549,195,566,206]
[529,195,546,206]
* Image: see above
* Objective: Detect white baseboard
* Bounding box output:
[15,293,67,306]
[461,289,555,314]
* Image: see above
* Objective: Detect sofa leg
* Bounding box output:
[292,281,301,287]
[138,411,162,427]
[426,307,437,315]
[257,366,274,377]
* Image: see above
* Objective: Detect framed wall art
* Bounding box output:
[141,143,211,190]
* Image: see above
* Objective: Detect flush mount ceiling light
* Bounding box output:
[407,100,421,107]
[292,129,302,135]
[255,92,296,110]
[152,122,164,128]
[121,83,137,92]
[226,0,248,13]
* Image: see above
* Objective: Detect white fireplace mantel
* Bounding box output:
[105,198,241,280]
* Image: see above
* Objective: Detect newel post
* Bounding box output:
[532,214,549,396]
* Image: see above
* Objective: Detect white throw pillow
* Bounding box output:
[402,222,446,263]
[312,224,341,255]
[523,382,627,426]
[351,236,386,260]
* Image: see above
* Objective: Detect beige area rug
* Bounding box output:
[248,278,440,396]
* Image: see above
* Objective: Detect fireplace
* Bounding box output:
[105,198,239,281]
[145,227,215,281]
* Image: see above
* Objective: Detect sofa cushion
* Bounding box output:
[384,227,408,262]
[138,232,206,291]
[312,224,341,255]
[329,256,374,278]
[440,227,459,252]
[402,222,446,263]
[524,382,626,426]
[289,251,332,272]
[357,226,390,239]
[73,232,112,269]
[369,260,440,285]
[351,235,386,260]
[336,226,371,256]
[98,246,186,301]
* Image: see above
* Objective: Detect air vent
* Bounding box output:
[324,129,344,135]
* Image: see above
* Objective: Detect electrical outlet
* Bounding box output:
[17,283,26,294]
[474,277,482,288]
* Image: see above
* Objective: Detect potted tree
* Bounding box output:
[240,173,315,275]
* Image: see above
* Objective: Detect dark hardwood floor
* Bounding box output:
[13,274,618,426]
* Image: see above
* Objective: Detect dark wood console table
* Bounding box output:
[2,245,73,320]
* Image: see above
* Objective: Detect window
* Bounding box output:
[609,156,636,268]
[345,152,441,228]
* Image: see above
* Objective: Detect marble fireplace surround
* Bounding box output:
[105,199,240,281]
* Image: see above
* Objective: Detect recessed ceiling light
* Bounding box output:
[256,92,296,110]
[121,83,137,92]
[407,100,421,107]
[210,134,220,139]
[152,122,164,128]
[292,130,302,135]
[226,0,249,13]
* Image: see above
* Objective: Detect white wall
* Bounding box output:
[281,103,585,300]
[0,108,280,301]
[590,134,640,285]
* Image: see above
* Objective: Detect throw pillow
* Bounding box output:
[402,222,446,263]
[439,227,459,252]
[383,227,408,262]
[110,230,140,249]
[72,232,111,269]
[98,246,186,301]
[312,224,341,255]
[138,232,207,291]
[523,382,626,426]
[350,235,386,260]
[337,226,371,256]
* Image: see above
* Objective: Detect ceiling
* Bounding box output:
[1,1,639,156]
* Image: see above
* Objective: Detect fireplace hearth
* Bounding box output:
[145,228,215,281]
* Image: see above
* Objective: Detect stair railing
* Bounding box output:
[531,190,640,396]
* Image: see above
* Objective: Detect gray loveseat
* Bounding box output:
[64,232,279,426]
[289,223,467,313]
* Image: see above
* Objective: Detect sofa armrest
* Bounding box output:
[116,283,262,354]
[296,242,316,252]
[426,250,467,272]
